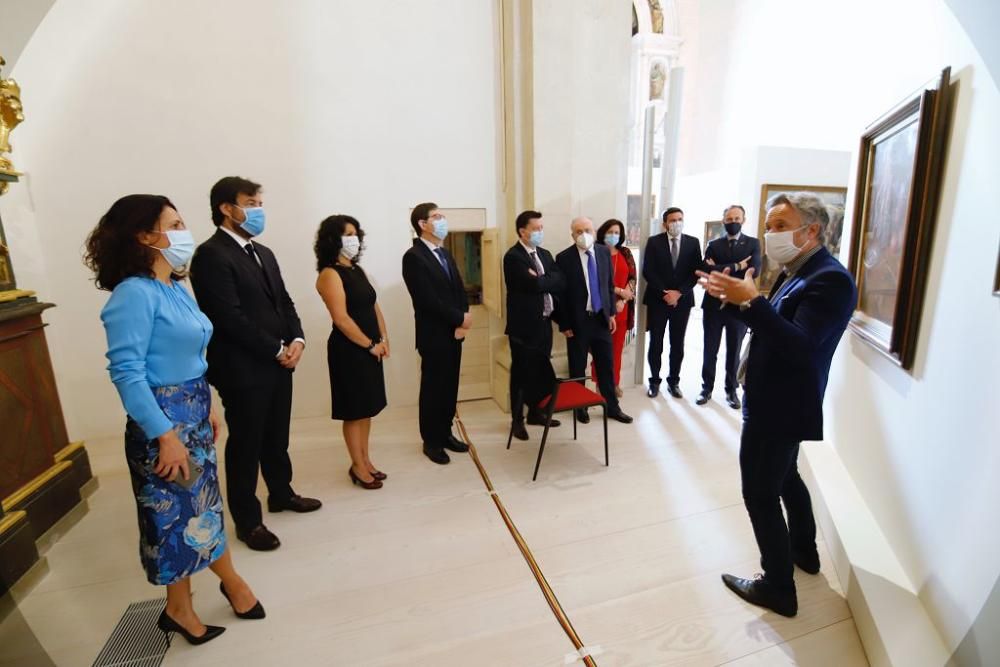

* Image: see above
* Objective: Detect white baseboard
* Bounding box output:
[801,442,952,667]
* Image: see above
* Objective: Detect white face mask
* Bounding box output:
[667,221,683,238]
[340,235,361,260]
[575,232,594,251]
[764,228,808,265]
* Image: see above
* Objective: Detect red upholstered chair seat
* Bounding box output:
[538,382,606,413]
[508,376,609,481]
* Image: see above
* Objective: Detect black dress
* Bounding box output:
[327,264,387,420]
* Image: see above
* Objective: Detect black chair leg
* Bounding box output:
[602,405,609,466]
[532,424,550,481]
[506,422,514,450]
[572,411,577,440]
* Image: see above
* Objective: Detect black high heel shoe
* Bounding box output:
[219,581,266,620]
[157,609,225,646]
[349,467,382,489]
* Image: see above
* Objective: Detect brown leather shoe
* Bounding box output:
[267,494,322,513]
[236,525,281,551]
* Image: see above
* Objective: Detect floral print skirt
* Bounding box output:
[125,376,226,585]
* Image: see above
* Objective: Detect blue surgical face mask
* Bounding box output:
[529,230,544,247]
[238,206,266,237]
[430,217,448,241]
[153,229,196,270]
[604,233,620,247]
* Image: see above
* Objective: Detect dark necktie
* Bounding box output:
[530,251,554,317]
[586,250,603,313]
[244,242,260,267]
[670,237,679,266]
[729,238,736,256]
[245,243,273,294]
[433,247,451,279]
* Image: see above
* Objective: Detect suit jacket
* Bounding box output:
[553,244,615,334]
[642,233,702,310]
[701,234,762,309]
[402,239,469,353]
[735,247,857,441]
[503,243,564,345]
[190,229,304,388]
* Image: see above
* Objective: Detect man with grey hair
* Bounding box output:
[696,192,856,617]
[554,217,633,424]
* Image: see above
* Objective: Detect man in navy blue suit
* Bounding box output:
[642,207,702,399]
[698,193,857,617]
[554,217,633,425]
[698,204,761,410]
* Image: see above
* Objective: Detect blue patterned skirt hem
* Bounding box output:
[125,376,226,585]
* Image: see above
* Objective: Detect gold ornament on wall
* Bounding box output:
[1,55,25,195]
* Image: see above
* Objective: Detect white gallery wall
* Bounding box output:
[1,0,499,441]
[672,0,1000,659]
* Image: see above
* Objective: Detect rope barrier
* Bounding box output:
[453,413,599,667]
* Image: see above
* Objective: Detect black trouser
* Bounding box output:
[418,341,462,450]
[646,305,691,387]
[509,323,553,423]
[566,313,620,412]
[216,370,295,533]
[701,306,748,394]
[739,424,817,590]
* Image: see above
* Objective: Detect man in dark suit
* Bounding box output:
[504,210,565,441]
[642,207,702,398]
[554,217,632,424]
[190,176,321,552]
[402,202,472,465]
[698,204,761,409]
[698,192,857,617]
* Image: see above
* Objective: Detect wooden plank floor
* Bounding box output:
[1,384,869,666]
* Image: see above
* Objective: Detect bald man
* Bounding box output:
[553,217,633,424]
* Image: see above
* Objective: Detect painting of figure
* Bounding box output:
[858,120,919,325]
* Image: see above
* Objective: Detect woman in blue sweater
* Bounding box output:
[85,195,264,646]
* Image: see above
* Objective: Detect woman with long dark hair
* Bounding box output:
[85,194,263,646]
[594,218,637,396]
[314,215,388,489]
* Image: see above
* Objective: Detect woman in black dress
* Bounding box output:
[315,215,389,489]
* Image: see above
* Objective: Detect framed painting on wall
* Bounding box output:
[846,67,952,370]
[756,184,848,294]
[703,220,724,248]
[993,241,1000,297]
[626,194,642,247]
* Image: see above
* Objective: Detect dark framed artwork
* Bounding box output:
[626,195,640,247]
[994,241,1000,297]
[756,184,848,294]
[703,220,724,248]
[847,67,952,370]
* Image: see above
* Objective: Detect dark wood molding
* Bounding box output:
[0,511,39,597]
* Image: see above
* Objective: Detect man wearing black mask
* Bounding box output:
[698,205,761,409]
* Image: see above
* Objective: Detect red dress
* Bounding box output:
[591,248,633,387]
